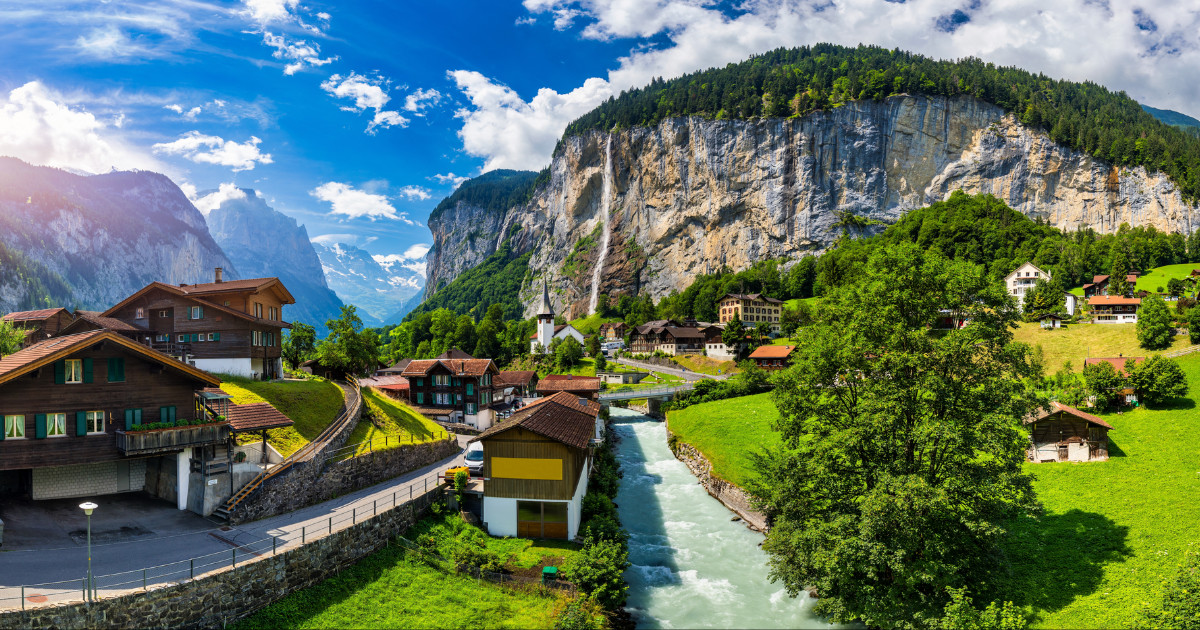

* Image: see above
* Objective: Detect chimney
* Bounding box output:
[215,267,224,284]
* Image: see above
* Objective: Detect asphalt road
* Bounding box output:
[0,436,466,608]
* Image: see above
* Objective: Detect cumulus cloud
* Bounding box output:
[374,245,431,279]
[189,183,248,214]
[451,0,1200,170]
[242,0,299,24]
[0,81,165,174]
[403,88,442,114]
[320,73,408,133]
[310,233,358,246]
[311,181,412,222]
[262,32,335,75]
[397,185,431,201]
[402,243,431,259]
[164,104,201,119]
[433,172,469,188]
[152,131,273,171]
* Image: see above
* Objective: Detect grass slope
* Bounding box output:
[567,313,620,336]
[1011,322,1189,374]
[220,376,345,457]
[673,354,738,375]
[1001,352,1200,628]
[344,388,446,456]
[1132,262,1200,293]
[233,546,558,629]
[666,392,782,487]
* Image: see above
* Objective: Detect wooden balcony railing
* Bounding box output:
[116,423,231,456]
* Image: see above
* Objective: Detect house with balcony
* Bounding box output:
[598,322,627,343]
[1087,295,1141,323]
[630,320,706,355]
[472,391,601,540]
[749,344,797,370]
[1004,262,1051,308]
[101,268,295,379]
[717,293,783,334]
[0,330,233,514]
[1083,273,1139,298]
[402,357,501,429]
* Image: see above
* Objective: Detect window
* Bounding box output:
[416,378,424,387]
[159,406,177,423]
[107,358,125,383]
[123,408,143,430]
[254,303,263,318]
[47,413,66,437]
[178,334,186,343]
[86,411,104,434]
[160,310,170,318]
[3,415,24,439]
[135,307,145,319]
[65,359,82,384]
[189,306,203,320]
[251,331,260,346]
[467,403,477,415]
[416,392,424,404]
[208,333,216,342]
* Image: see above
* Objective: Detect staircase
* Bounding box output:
[212,379,362,522]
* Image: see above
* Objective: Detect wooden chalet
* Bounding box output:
[629,320,705,355]
[61,310,154,344]
[1084,356,1145,405]
[0,330,232,512]
[1025,402,1112,463]
[101,268,295,380]
[376,358,412,376]
[471,391,601,540]
[1088,295,1141,323]
[402,357,500,429]
[598,322,627,343]
[1,308,74,348]
[536,375,601,400]
[748,344,796,370]
[496,370,539,398]
[1083,274,1139,298]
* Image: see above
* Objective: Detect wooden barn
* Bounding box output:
[1024,402,1112,463]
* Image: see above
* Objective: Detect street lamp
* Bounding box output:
[79,502,97,602]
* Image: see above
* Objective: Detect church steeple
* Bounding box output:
[533,279,556,354]
[538,279,554,318]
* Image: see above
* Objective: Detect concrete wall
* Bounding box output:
[0,489,441,630]
[482,496,518,537]
[231,438,459,524]
[31,459,146,500]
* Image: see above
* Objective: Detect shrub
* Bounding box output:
[580,514,628,546]
[563,537,630,611]
[1142,550,1200,629]
[581,493,616,522]
[552,596,606,630]
[938,588,1026,630]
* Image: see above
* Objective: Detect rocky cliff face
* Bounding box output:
[204,189,346,332]
[0,158,236,313]
[425,95,1200,318]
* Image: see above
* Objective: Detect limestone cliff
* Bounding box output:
[425,95,1199,318]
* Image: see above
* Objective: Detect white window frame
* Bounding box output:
[208,333,216,342]
[160,310,170,318]
[135,307,145,319]
[178,334,186,343]
[189,306,202,320]
[86,411,105,435]
[47,413,66,437]
[65,359,83,384]
[4,414,24,439]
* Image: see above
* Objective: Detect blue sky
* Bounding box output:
[1,0,1197,274]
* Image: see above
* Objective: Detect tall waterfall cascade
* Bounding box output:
[587,135,613,315]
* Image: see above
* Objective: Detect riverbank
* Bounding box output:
[666,431,767,532]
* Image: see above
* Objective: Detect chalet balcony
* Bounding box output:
[116,422,231,456]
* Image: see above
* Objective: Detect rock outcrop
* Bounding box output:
[425,95,1199,318]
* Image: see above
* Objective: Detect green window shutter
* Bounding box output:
[54,360,65,385]
[213,332,220,341]
[125,409,134,430]
[169,406,177,423]
[116,358,125,382]
[35,414,47,439]
[82,358,93,384]
[192,334,199,343]
[134,409,142,424]
[467,383,474,395]
[76,411,87,436]
[417,392,423,404]
[160,407,168,423]
[197,307,203,319]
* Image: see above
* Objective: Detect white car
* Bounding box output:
[465,442,484,475]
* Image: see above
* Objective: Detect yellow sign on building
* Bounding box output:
[491,457,563,480]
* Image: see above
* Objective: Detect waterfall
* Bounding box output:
[588,135,613,315]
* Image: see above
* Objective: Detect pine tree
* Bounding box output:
[1109,250,1131,297]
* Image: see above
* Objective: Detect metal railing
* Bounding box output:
[599,384,694,401]
[0,472,446,611]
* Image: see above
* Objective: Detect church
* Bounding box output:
[529,282,585,353]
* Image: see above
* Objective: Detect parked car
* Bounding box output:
[465,442,484,475]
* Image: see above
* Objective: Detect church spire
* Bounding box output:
[538,279,554,318]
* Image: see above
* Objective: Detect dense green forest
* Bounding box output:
[563,43,1200,203]
[403,240,532,323]
[0,240,74,311]
[426,169,539,224]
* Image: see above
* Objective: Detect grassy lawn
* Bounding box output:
[342,388,446,457]
[1011,321,1190,374]
[233,545,559,629]
[567,313,621,336]
[1131,262,1200,293]
[219,376,345,457]
[539,357,596,378]
[997,352,1200,628]
[674,354,739,375]
[666,392,782,487]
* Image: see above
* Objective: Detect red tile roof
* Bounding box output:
[1,308,68,322]
[179,277,295,303]
[400,358,497,377]
[1084,356,1145,375]
[473,391,599,449]
[495,370,537,386]
[749,345,796,359]
[100,282,291,328]
[360,375,410,390]
[536,376,600,393]
[226,402,295,432]
[1088,295,1142,306]
[1025,401,1114,430]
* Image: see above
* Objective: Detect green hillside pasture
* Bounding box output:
[1011,322,1189,374]
[1001,352,1200,628]
[233,545,559,630]
[666,392,782,488]
[1133,262,1200,293]
[567,313,620,336]
[220,376,345,457]
[342,388,447,457]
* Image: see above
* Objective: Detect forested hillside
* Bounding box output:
[0,240,73,312]
[403,240,532,322]
[426,169,540,224]
[565,43,1200,202]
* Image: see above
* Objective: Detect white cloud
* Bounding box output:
[374,246,431,279]
[433,172,469,188]
[242,0,299,24]
[152,131,273,171]
[262,32,335,75]
[0,81,165,174]
[164,103,201,119]
[190,183,248,215]
[320,73,408,133]
[398,185,431,201]
[402,243,431,259]
[311,233,358,246]
[403,88,442,113]
[311,181,409,221]
[75,25,154,61]
[449,0,1200,170]
[449,70,613,170]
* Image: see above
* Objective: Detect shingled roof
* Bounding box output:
[67,310,148,333]
[472,391,598,450]
[749,345,796,359]
[401,358,496,377]
[495,370,537,386]
[226,402,295,432]
[1,308,69,322]
[536,376,600,393]
[1025,401,1114,430]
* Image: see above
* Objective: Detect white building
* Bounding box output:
[1005,262,1052,309]
[530,282,585,353]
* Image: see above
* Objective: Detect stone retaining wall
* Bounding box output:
[231,437,460,524]
[666,429,768,532]
[0,490,440,630]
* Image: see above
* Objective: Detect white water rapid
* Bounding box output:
[587,135,613,315]
[611,408,834,629]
